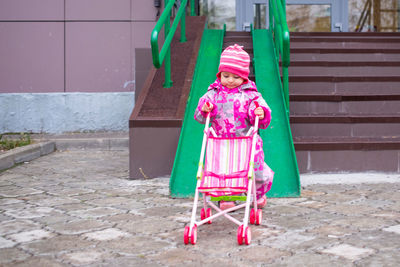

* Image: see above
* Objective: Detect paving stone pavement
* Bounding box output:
[0,150,399,266]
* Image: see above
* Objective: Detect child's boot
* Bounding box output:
[257,195,267,209]
[220,201,235,210]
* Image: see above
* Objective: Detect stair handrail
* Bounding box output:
[269,0,290,110]
[151,0,189,88]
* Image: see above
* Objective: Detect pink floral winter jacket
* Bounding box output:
[194,78,274,198]
[194,79,272,137]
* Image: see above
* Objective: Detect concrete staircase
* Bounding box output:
[290,32,400,173]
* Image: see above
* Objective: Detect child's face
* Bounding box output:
[220,72,244,89]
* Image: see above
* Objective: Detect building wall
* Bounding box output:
[0,0,158,133]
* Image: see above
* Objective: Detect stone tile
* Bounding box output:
[262,231,315,249]
[82,228,131,241]
[2,257,67,267]
[0,187,43,197]
[0,219,40,235]
[235,246,291,264]
[8,229,54,243]
[86,196,147,210]
[272,252,353,267]
[321,244,375,261]
[21,235,95,255]
[323,203,380,216]
[331,216,391,231]
[68,207,124,219]
[0,247,31,264]
[101,212,142,223]
[0,198,24,206]
[382,224,400,235]
[5,206,55,219]
[25,196,81,207]
[356,249,400,267]
[148,248,209,266]
[342,230,400,251]
[117,216,181,236]
[46,219,113,235]
[0,236,16,249]
[308,225,355,239]
[295,200,329,209]
[47,187,96,197]
[97,235,171,256]
[32,213,78,225]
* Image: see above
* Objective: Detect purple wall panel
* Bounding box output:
[0,0,64,21]
[132,0,158,21]
[66,0,131,21]
[66,22,132,92]
[132,21,156,48]
[0,22,64,93]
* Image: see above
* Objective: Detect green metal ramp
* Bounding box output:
[170,28,300,198]
[253,29,300,197]
[170,28,225,197]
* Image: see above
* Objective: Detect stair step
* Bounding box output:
[223,42,253,51]
[225,31,251,37]
[291,101,400,116]
[290,94,400,101]
[291,37,400,43]
[290,81,400,95]
[290,76,400,82]
[288,61,400,67]
[290,32,400,37]
[291,42,400,49]
[224,35,251,41]
[290,114,400,123]
[291,48,400,53]
[291,53,400,61]
[294,136,400,150]
[289,66,400,77]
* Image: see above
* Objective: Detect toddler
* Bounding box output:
[194,44,274,210]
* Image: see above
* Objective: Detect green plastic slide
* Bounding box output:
[170,28,225,197]
[253,29,300,197]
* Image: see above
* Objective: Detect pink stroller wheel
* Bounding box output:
[207,208,212,224]
[183,226,190,245]
[250,208,256,225]
[244,226,251,245]
[237,225,244,245]
[256,209,262,225]
[190,224,198,245]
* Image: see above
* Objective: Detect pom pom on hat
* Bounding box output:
[217,44,250,83]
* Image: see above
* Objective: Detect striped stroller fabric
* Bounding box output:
[199,136,252,197]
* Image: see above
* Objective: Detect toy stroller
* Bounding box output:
[184,102,263,245]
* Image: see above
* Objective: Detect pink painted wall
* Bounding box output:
[0,0,158,93]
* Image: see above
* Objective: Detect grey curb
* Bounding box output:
[53,138,128,151]
[1,134,129,171]
[0,141,55,171]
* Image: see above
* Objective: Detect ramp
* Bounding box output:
[170,28,300,198]
[253,29,300,197]
[170,28,225,197]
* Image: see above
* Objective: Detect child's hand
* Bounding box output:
[254,107,264,119]
[201,102,213,113]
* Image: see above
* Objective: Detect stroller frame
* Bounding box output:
[184,105,263,245]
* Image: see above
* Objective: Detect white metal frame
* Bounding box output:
[236,0,349,32]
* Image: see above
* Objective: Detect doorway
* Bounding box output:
[235,0,348,32]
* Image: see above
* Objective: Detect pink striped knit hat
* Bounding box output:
[217,44,250,83]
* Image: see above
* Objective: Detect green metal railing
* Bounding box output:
[269,0,290,111]
[151,0,195,88]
